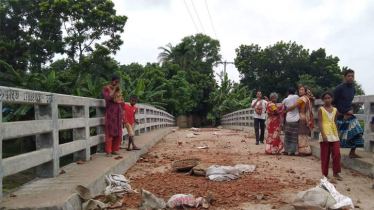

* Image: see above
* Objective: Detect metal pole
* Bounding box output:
[216,61,234,77]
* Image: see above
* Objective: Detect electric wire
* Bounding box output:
[183,0,199,33]
[204,0,218,39]
[190,0,205,33]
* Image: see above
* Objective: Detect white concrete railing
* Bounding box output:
[221,96,374,152]
[0,86,175,201]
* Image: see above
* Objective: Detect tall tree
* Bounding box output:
[49,0,127,87]
[157,34,221,117]
[0,0,64,73]
[235,41,350,99]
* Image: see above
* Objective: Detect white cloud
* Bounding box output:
[112,0,374,95]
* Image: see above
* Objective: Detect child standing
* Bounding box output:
[123,95,140,151]
[318,91,342,180]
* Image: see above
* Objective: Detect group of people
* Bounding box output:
[103,75,141,157]
[251,69,368,179]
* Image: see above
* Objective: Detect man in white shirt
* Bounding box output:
[251,91,268,145]
[282,87,299,155]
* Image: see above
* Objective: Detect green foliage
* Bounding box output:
[157,34,221,116]
[0,0,64,73]
[209,73,253,124]
[166,72,197,115]
[297,74,324,99]
[235,42,346,99]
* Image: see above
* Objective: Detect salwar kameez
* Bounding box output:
[319,107,341,177]
[103,86,124,154]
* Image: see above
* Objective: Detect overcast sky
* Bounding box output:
[112,0,374,95]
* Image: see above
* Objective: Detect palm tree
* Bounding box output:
[157,43,175,64]
[157,42,194,71]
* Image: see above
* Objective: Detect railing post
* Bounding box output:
[96,107,106,153]
[140,105,146,134]
[35,94,60,177]
[72,101,89,161]
[0,100,3,202]
[135,106,140,137]
[84,99,90,160]
[364,97,372,152]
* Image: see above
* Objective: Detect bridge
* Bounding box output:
[0,86,175,208]
[0,86,373,209]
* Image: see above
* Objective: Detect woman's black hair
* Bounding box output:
[111,75,120,81]
[321,91,333,99]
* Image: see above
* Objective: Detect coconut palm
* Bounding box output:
[158,42,194,71]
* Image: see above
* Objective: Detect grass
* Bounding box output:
[2,168,36,193]
[359,121,365,133]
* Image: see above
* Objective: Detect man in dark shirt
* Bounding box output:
[333,69,364,158]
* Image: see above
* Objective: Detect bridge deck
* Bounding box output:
[1,127,174,210]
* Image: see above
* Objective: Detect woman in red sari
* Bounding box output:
[265,93,284,155]
[103,75,124,157]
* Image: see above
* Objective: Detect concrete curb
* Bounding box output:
[7,127,174,210]
[310,144,374,178]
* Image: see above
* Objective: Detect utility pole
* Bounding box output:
[216,61,234,76]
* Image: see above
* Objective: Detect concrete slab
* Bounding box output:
[0,127,175,210]
[310,141,374,177]
[223,125,374,178]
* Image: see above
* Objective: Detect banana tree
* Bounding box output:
[118,74,167,110]
[208,73,252,123]
[76,74,108,98]
[0,60,71,122]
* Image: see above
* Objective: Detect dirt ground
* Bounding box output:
[122,128,374,209]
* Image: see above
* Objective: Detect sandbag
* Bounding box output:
[189,163,211,176]
[292,187,336,210]
[235,164,256,174]
[320,177,354,210]
[206,165,239,182]
[167,194,206,208]
[292,177,354,210]
[140,189,166,210]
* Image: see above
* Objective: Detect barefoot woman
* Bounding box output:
[285,86,315,155]
[103,75,124,157]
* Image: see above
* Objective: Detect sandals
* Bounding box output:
[333,174,343,181]
[282,151,289,155]
[112,152,120,155]
[106,153,112,157]
[126,147,141,151]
